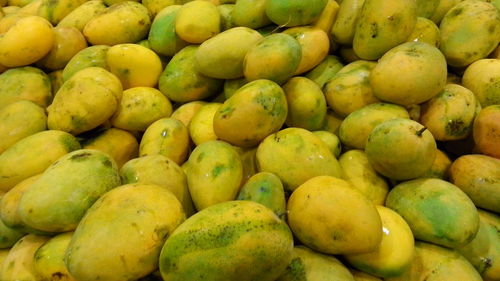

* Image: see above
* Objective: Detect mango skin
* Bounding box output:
[0,130,80,192]
[386,178,480,249]
[439,0,500,67]
[213,79,288,147]
[189,103,221,145]
[420,83,477,141]
[83,1,151,46]
[47,67,123,135]
[283,26,330,75]
[277,246,355,281]
[243,33,301,85]
[33,232,76,281]
[38,26,87,71]
[62,45,109,82]
[18,149,121,233]
[0,234,50,281]
[353,0,417,60]
[175,0,220,44]
[287,176,382,255]
[305,55,344,89]
[139,118,190,165]
[57,0,107,32]
[0,100,47,154]
[339,150,388,205]
[186,140,243,211]
[331,0,366,45]
[324,60,379,117]
[386,242,483,281]
[148,5,188,57]
[120,155,195,217]
[0,210,24,249]
[283,77,326,131]
[159,200,294,281]
[420,149,452,180]
[232,0,270,29]
[66,184,185,281]
[170,101,207,128]
[462,59,500,107]
[449,154,500,213]
[159,45,223,103]
[473,105,500,159]
[82,128,139,168]
[265,0,327,27]
[313,131,341,158]
[37,0,86,25]
[406,17,440,46]
[370,41,447,106]
[0,66,52,110]
[0,175,41,231]
[256,128,342,191]
[237,172,286,220]
[195,27,263,79]
[365,118,437,180]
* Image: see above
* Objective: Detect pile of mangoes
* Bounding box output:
[0,0,499,280]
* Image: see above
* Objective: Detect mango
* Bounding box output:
[62,45,109,81]
[237,172,286,220]
[139,118,190,165]
[47,67,122,135]
[370,41,447,106]
[37,0,86,25]
[416,0,439,18]
[148,5,188,57]
[57,0,107,32]
[313,0,339,34]
[353,0,417,60]
[159,200,293,281]
[420,149,452,179]
[305,55,344,89]
[195,27,263,79]
[217,4,235,31]
[159,45,223,103]
[462,59,500,107]
[283,77,326,131]
[406,17,440,46]
[38,26,88,71]
[142,0,175,17]
[313,131,341,158]
[420,83,477,141]
[265,0,327,27]
[283,26,330,75]
[232,0,269,29]
[213,79,288,147]
[0,211,24,248]
[185,140,242,210]
[324,60,379,117]
[66,184,185,281]
[287,176,382,254]
[243,33,301,85]
[449,154,500,213]
[234,146,258,185]
[473,105,500,158]
[338,103,410,149]
[0,234,50,281]
[429,0,462,24]
[82,128,139,168]
[0,66,52,110]
[386,178,479,249]
[440,0,500,67]
[331,0,366,45]
[0,130,80,192]
[0,175,41,230]
[0,100,46,154]
[18,149,121,232]
[175,0,220,44]
[33,232,76,281]
[83,1,151,46]
[256,128,342,191]
[278,246,355,281]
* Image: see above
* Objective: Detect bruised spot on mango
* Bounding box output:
[286,257,307,280]
[70,151,93,161]
[211,164,226,178]
[445,119,468,137]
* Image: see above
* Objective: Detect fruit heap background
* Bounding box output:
[0,0,499,280]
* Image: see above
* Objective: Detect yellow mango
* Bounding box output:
[305,55,344,89]
[0,13,28,34]
[37,0,86,25]
[106,43,163,89]
[353,0,417,60]
[47,67,123,135]
[331,0,365,45]
[324,60,379,117]
[313,131,341,158]
[175,0,220,43]
[189,103,221,145]
[185,140,243,210]
[449,154,500,213]
[61,45,109,81]
[82,128,139,168]
[462,58,500,107]
[420,149,452,179]
[345,206,414,278]
[217,4,235,31]
[0,234,50,281]
[148,5,188,57]
[473,105,500,158]
[83,1,151,46]
[66,184,185,281]
[313,0,339,34]
[265,0,327,27]
[429,0,461,24]
[16,0,41,14]
[0,130,80,192]
[0,66,52,110]
[283,26,330,75]
[120,154,195,217]
[256,128,342,191]
[48,70,64,95]
[33,232,76,281]
[111,87,172,132]
[0,210,24,249]
[142,0,175,17]
[213,79,288,147]
[406,17,440,46]
[288,176,382,254]
[278,246,355,281]
[0,100,46,154]
[234,146,257,185]
[416,0,439,18]
[0,175,41,230]
[38,26,88,70]
[57,0,107,32]
[283,77,326,131]
[170,101,207,127]
[232,0,270,29]
[139,118,190,165]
